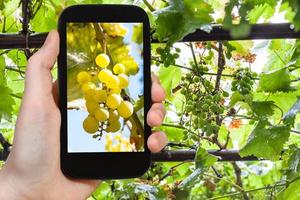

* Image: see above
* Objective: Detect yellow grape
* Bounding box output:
[77,71,91,85]
[109,88,121,95]
[95,53,110,68]
[94,107,109,122]
[84,89,96,101]
[81,82,96,94]
[108,110,120,122]
[98,69,112,83]
[106,120,121,133]
[93,89,107,103]
[85,100,99,114]
[118,74,129,88]
[117,101,133,118]
[106,94,122,109]
[106,75,120,89]
[83,115,99,134]
[113,63,125,74]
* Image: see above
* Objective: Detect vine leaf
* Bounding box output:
[282,0,300,31]
[195,147,218,169]
[154,0,213,43]
[282,97,300,125]
[250,101,275,117]
[229,92,244,107]
[177,148,217,190]
[158,66,181,99]
[277,178,300,200]
[259,67,294,93]
[240,120,290,160]
[282,145,300,179]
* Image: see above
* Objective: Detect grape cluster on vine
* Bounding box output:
[180,72,228,138]
[76,53,134,141]
[231,68,257,95]
[155,45,180,67]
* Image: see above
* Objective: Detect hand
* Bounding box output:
[0,31,168,200]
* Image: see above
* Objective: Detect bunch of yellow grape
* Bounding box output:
[76,53,134,136]
[105,134,132,152]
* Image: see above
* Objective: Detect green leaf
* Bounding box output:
[158,65,181,99]
[283,97,300,125]
[0,84,16,122]
[259,67,293,93]
[240,120,290,160]
[277,178,300,200]
[250,101,275,117]
[195,147,218,169]
[282,145,300,178]
[282,0,300,31]
[91,182,111,200]
[229,92,244,107]
[248,4,275,23]
[154,0,213,43]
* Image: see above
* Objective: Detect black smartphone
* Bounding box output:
[58,5,151,179]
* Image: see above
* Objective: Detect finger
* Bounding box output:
[147,103,166,127]
[52,80,59,106]
[147,131,168,153]
[23,30,59,106]
[151,73,166,103]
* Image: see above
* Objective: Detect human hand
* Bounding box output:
[0,30,168,200]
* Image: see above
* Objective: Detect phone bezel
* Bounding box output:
[58,4,151,179]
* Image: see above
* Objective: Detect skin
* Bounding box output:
[0,30,168,200]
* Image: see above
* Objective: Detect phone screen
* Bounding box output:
[66,22,144,153]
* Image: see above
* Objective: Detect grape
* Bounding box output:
[117,101,133,118]
[83,115,99,134]
[106,75,120,89]
[106,120,121,133]
[109,88,121,94]
[95,53,110,68]
[85,100,99,114]
[93,89,107,103]
[113,63,125,74]
[118,74,129,88]
[98,69,113,83]
[106,94,122,109]
[81,82,96,94]
[77,71,91,85]
[84,89,96,101]
[108,110,120,122]
[94,107,109,122]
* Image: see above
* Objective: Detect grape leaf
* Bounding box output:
[282,0,300,31]
[229,92,244,107]
[0,84,16,122]
[282,145,300,179]
[282,97,300,125]
[177,168,203,189]
[250,101,275,117]
[259,67,293,93]
[248,3,275,23]
[158,66,181,99]
[240,120,290,160]
[195,147,218,169]
[154,0,213,43]
[277,178,300,200]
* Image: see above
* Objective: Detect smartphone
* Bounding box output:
[58,5,151,179]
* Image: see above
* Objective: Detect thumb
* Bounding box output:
[23,30,60,107]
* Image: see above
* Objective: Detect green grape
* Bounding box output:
[106,120,121,133]
[106,94,122,109]
[95,53,110,68]
[84,89,96,101]
[83,115,99,134]
[77,71,91,85]
[118,74,129,88]
[117,101,134,118]
[93,89,107,103]
[106,75,120,89]
[108,110,120,122]
[98,69,113,83]
[81,82,96,94]
[95,107,109,122]
[113,63,125,74]
[85,100,99,114]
